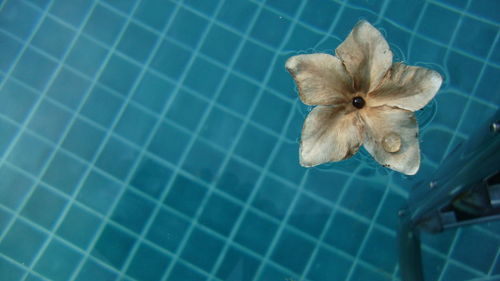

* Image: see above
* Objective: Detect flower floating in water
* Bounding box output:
[286,20,442,175]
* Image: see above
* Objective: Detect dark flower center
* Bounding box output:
[352,96,365,109]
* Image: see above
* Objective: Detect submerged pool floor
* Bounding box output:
[0,0,499,280]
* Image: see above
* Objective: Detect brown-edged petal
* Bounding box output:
[300,105,363,167]
[360,106,420,175]
[367,63,442,111]
[286,53,354,106]
[336,20,392,93]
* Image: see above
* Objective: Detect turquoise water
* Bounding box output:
[0,0,499,280]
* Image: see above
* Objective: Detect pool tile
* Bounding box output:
[81,86,124,128]
[34,238,83,281]
[475,66,500,105]
[65,35,109,77]
[114,103,157,146]
[0,79,38,123]
[0,256,24,281]
[8,132,54,177]
[251,9,290,48]
[182,140,226,183]
[0,165,34,210]
[440,263,480,281]
[450,227,498,273]
[95,136,140,180]
[304,169,348,203]
[418,3,460,44]
[200,107,243,148]
[201,24,241,64]
[117,22,159,63]
[183,56,225,98]
[283,24,323,53]
[216,247,260,281]
[101,0,135,14]
[62,117,106,161]
[148,122,191,165]
[132,71,174,114]
[251,91,292,133]
[151,39,192,80]
[32,17,75,59]
[27,99,72,142]
[21,184,67,230]
[42,151,87,195]
[234,210,278,255]
[168,262,207,281]
[385,0,425,28]
[165,89,208,131]
[126,243,171,281]
[92,224,136,270]
[339,178,385,220]
[271,228,315,274]
[332,6,377,38]
[164,174,207,217]
[111,189,155,233]
[50,0,93,28]
[180,227,224,272]
[167,8,209,48]
[252,176,296,220]
[0,118,18,157]
[77,170,123,215]
[184,0,219,16]
[83,4,126,45]
[265,0,301,16]
[350,264,390,281]
[454,17,497,58]
[269,142,305,183]
[0,219,47,266]
[216,74,259,115]
[146,208,190,252]
[360,229,397,273]
[299,0,340,31]
[216,158,259,201]
[289,193,332,238]
[307,247,351,281]
[74,258,118,281]
[0,0,41,40]
[421,128,454,163]
[469,0,500,23]
[199,193,242,236]
[133,0,175,31]
[0,32,23,72]
[12,48,58,91]
[235,123,278,166]
[56,204,101,250]
[98,54,141,96]
[47,68,90,110]
[257,264,298,281]
[216,1,258,32]
[234,40,274,81]
[324,211,369,256]
[376,190,406,230]
[131,156,172,198]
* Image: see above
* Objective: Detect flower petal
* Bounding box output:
[300,106,363,167]
[336,20,393,93]
[367,63,443,111]
[286,53,354,106]
[360,106,420,175]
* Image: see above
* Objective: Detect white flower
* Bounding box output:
[286,21,443,175]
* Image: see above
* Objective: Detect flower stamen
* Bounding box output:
[352,96,365,109]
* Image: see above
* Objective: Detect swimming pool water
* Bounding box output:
[0,0,499,280]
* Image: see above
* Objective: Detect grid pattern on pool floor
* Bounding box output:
[0,0,499,280]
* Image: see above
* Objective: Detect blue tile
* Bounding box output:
[0,219,47,266]
[25,0,50,9]
[180,227,224,272]
[421,249,445,281]
[132,71,174,114]
[96,137,140,180]
[151,40,192,80]
[98,54,141,96]
[324,211,369,256]
[0,0,41,39]
[380,21,412,61]
[451,227,498,273]
[164,174,207,217]
[8,132,54,176]
[421,128,453,163]
[111,190,155,233]
[440,0,468,9]
[200,107,243,148]
[0,32,23,72]
[182,140,225,183]
[271,228,315,274]
[459,100,497,136]
[376,190,406,230]
[56,204,101,249]
[27,99,72,142]
[126,243,171,281]
[216,246,260,281]
[21,184,67,230]
[83,4,126,45]
[441,263,480,281]
[332,7,377,38]
[234,40,274,81]
[32,17,75,59]
[348,0,383,13]
[469,0,500,23]
[289,193,332,238]
[304,169,347,203]
[133,0,175,31]
[454,17,497,58]
[340,178,385,219]
[432,91,468,129]
[148,122,191,165]
[42,151,86,195]
[0,255,24,281]
[270,142,306,183]
[167,8,208,48]
[361,229,397,273]
[12,48,58,91]
[0,118,18,157]
[307,247,351,281]
[131,156,172,198]
[0,79,38,123]
[66,35,109,77]
[234,210,278,255]
[251,9,290,47]
[75,258,118,281]
[267,54,296,98]
[252,176,296,220]
[34,238,83,281]
[216,158,259,201]
[409,38,447,65]
[114,103,157,146]
[0,208,12,235]
[265,0,302,16]
[476,66,500,105]
[168,262,207,281]
[235,124,278,166]
[166,89,208,131]
[386,0,425,29]
[184,57,225,98]
[47,68,90,110]
[146,208,190,252]
[101,0,136,14]
[350,264,390,281]
[184,0,219,16]
[62,117,106,161]
[199,193,242,236]
[117,22,159,63]
[283,24,323,53]
[91,224,136,270]
[216,74,258,115]
[252,91,292,132]
[200,24,241,64]
[216,1,257,32]
[0,165,33,210]
[257,265,298,281]
[81,86,124,128]
[299,0,341,31]
[50,0,93,28]
[77,170,123,215]
[418,3,460,44]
